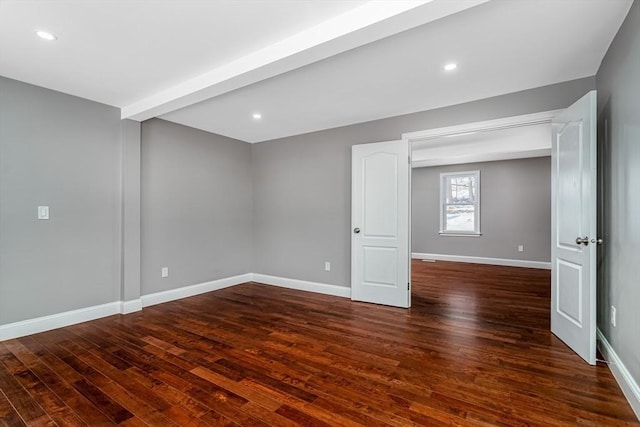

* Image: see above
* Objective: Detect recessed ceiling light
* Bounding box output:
[36,30,57,41]
[252,113,262,119]
[444,63,457,71]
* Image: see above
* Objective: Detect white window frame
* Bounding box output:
[439,170,481,236]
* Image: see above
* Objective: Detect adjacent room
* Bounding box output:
[411,123,552,268]
[1,0,639,425]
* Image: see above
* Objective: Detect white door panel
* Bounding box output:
[362,246,397,285]
[551,90,597,365]
[557,259,583,326]
[352,140,410,308]
[363,153,398,237]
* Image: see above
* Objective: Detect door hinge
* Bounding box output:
[408,156,411,164]
[408,282,411,290]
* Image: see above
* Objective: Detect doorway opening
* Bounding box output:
[403,93,598,365]
[405,112,557,330]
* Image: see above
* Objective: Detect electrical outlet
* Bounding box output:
[611,305,616,327]
[37,206,50,220]
[518,245,524,252]
[161,267,169,278]
[324,261,331,272]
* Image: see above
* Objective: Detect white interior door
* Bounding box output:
[351,140,410,308]
[551,90,597,365]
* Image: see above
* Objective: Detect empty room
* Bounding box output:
[1,0,639,425]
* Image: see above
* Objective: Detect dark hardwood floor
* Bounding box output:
[1,260,637,426]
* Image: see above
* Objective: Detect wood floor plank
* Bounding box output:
[15,336,121,426]
[0,388,26,427]
[0,345,86,427]
[0,345,53,425]
[1,260,637,426]
[18,335,122,416]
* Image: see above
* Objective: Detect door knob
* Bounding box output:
[353,227,361,234]
[591,238,604,245]
[575,236,589,246]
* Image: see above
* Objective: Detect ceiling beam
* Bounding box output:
[121,0,489,121]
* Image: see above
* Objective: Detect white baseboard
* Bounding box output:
[597,329,640,420]
[0,272,349,342]
[0,274,251,341]
[0,302,122,341]
[141,273,252,308]
[251,273,351,298]
[120,299,143,314]
[412,252,551,270]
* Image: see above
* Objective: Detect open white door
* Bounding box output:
[351,140,410,308]
[551,90,597,365]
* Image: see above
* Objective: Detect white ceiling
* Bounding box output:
[0,0,371,107]
[0,0,633,143]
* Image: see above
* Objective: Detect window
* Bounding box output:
[440,171,480,235]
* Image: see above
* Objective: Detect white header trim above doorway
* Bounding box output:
[402,110,563,142]
[404,110,562,168]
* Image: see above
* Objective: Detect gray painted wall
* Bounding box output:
[596,0,640,391]
[140,119,252,295]
[122,120,141,303]
[253,77,595,287]
[0,75,595,328]
[412,157,551,261]
[0,81,254,326]
[0,77,122,324]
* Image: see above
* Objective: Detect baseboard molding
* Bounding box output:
[251,273,351,299]
[412,252,551,270]
[0,274,251,341]
[597,329,640,420]
[0,272,349,342]
[140,273,252,308]
[120,299,143,314]
[0,302,122,342]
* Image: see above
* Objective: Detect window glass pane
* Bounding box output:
[446,175,476,204]
[440,170,479,234]
[445,205,475,231]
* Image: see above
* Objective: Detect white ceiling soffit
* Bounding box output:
[161,0,632,143]
[411,123,552,168]
[124,0,490,121]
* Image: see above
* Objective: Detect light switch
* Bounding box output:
[37,206,49,220]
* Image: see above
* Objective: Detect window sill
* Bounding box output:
[439,232,482,237]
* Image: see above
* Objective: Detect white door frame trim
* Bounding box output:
[402,110,563,143]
